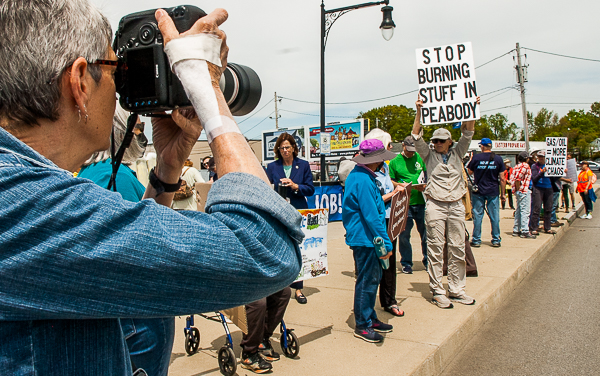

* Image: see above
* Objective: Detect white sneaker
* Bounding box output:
[431,295,454,309]
[580,215,588,219]
[586,214,593,219]
[448,293,476,305]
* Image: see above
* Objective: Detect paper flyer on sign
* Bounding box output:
[415,42,480,125]
[295,208,329,282]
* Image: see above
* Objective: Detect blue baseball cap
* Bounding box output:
[479,138,492,146]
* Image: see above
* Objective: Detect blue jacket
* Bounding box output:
[266,157,315,210]
[0,127,303,375]
[342,165,392,250]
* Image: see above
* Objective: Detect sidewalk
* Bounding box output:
[168,185,597,376]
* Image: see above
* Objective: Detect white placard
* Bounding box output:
[320,132,331,156]
[545,137,568,177]
[416,42,480,125]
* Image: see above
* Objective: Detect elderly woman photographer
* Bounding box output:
[412,97,479,310]
[0,1,302,374]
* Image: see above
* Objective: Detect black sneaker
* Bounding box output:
[491,242,501,248]
[354,327,383,343]
[371,319,393,333]
[258,338,280,362]
[241,352,273,374]
[512,231,520,237]
[401,265,413,274]
[470,241,481,248]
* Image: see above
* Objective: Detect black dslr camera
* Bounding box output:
[113,5,261,116]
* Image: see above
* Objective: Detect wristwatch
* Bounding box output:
[149,168,181,196]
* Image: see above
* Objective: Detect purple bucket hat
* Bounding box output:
[352,139,397,164]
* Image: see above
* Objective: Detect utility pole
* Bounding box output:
[270,92,281,129]
[376,118,379,128]
[515,43,530,154]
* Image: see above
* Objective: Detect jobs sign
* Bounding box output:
[545,137,568,177]
[416,42,480,125]
[387,185,412,241]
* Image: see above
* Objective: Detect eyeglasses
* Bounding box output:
[88,59,127,89]
[279,146,292,151]
[432,139,446,144]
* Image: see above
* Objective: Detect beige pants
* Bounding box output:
[425,198,466,296]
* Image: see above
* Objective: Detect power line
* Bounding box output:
[279,109,356,118]
[481,103,521,113]
[242,111,274,135]
[279,89,418,105]
[480,86,518,97]
[237,98,274,124]
[523,47,600,63]
[475,49,515,69]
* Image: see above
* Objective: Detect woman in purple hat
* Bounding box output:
[342,139,401,343]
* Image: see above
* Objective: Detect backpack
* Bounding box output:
[173,168,194,201]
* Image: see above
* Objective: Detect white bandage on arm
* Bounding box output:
[165,34,241,143]
[164,33,222,69]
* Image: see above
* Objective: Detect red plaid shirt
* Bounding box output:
[510,162,532,193]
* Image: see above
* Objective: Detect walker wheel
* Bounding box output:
[184,327,200,355]
[281,330,300,358]
[218,346,237,376]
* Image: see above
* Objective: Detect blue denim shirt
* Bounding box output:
[0,127,303,375]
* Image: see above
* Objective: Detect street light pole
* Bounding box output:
[319,0,395,181]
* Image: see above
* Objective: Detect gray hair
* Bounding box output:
[364,128,392,149]
[0,0,112,126]
[82,103,145,167]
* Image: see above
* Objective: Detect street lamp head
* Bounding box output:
[380,6,395,41]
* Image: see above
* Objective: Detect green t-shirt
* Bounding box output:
[283,165,292,178]
[389,152,426,205]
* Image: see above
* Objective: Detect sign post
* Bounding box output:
[416,42,480,125]
[545,137,568,177]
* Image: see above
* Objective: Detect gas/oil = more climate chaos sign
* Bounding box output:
[545,137,568,177]
[416,42,480,126]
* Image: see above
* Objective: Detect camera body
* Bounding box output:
[113,5,261,116]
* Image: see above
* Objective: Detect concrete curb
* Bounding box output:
[411,187,600,376]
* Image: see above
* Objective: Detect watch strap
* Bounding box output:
[149,168,181,196]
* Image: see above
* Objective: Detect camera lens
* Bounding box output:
[139,24,156,45]
[219,63,262,116]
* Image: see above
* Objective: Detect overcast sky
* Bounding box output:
[92,0,600,140]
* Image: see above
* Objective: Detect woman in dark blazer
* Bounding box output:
[266,133,315,303]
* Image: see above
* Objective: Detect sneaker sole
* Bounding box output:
[353,332,383,343]
[260,354,280,362]
[449,297,476,305]
[241,364,272,374]
[431,299,454,309]
[372,327,393,333]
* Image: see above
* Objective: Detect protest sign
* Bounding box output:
[387,184,412,241]
[309,120,365,160]
[415,42,480,125]
[545,137,568,177]
[295,209,329,282]
[307,183,344,222]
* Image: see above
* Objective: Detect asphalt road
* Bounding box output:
[441,210,600,376]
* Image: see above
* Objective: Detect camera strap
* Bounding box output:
[107,114,137,191]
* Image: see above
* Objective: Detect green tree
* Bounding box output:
[357,105,416,141]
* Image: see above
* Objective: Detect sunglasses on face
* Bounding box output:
[432,139,446,144]
[279,146,292,151]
